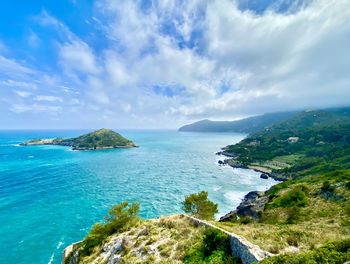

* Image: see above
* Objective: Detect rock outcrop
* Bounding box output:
[220,191,269,221]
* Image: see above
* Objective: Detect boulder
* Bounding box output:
[260,173,269,179]
[219,210,237,222]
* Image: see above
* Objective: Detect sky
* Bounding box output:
[0,0,349,129]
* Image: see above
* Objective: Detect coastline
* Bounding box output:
[216,148,285,222]
[216,150,288,182]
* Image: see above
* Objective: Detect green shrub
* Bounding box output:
[345,181,350,190]
[183,191,218,220]
[239,216,253,225]
[321,181,335,192]
[268,185,308,209]
[80,201,140,256]
[286,206,301,224]
[260,239,350,264]
[183,228,238,264]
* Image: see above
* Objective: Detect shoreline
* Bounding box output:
[216,150,288,182]
[20,139,138,151]
[216,149,285,222]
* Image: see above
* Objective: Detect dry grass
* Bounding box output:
[214,182,350,255]
[77,215,205,264]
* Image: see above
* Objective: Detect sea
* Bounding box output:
[0,130,277,264]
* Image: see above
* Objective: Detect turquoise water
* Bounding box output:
[0,130,276,264]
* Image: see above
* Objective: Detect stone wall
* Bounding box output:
[184,215,273,264]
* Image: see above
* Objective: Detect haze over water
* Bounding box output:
[0,130,276,264]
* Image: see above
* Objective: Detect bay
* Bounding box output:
[0,130,276,264]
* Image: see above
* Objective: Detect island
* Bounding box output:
[21,128,137,150]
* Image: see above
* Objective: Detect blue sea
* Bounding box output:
[0,130,277,264]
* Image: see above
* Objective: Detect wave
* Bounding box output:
[224,191,247,207]
[47,238,64,264]
[213,186,222,191]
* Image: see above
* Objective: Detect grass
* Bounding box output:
[273,155,303,164]
[77,215,206,264]
[260,239,350,264]
[214,176,350,255]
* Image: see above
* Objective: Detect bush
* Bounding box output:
[260,239,350,264]
[183,191,218,220]
[81,201,140,256]
[183,228,238,264]
[321,181,335,192]
[286,206,301,224]
[268,185,308,209]
[239,216,253,225]
[345,181,350,190]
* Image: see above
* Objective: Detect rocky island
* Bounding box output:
[21,128,137,150]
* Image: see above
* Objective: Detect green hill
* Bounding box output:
[22,129,136,150]
[178,111,297,133]
[222,108,350,176]
[217,107,350,262]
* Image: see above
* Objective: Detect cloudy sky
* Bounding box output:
[0,0,349,129]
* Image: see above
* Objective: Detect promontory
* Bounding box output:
[21,128,137,150]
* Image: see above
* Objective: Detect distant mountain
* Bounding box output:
[178,111,297,133]
[22,128,137,150]
[221,107,350,178]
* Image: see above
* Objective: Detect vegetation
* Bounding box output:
[59,128,135,150]
[80,201,140,256]
[73,193,234,264]
[183,228,238,264]
[23,128,136,150]
[215,107,350,262]
[260,239,350,264]
[224,108,350,177]
[182,191,218,220]
[267,185,309,209]
[76,214,208,264]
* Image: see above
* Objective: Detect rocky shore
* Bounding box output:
[219,191,269,222]
[216,149,287,222]
[216,151,287,182]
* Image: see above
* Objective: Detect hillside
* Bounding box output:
[63,203,240,264]
[178,111,297,133]
[217,108,350,262]
[221,108,350,177]
[22,129,136,150]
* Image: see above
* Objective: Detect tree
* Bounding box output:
[81,201,140,256]
[182,191,218,220]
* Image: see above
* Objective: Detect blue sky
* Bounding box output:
[0,0,349,129]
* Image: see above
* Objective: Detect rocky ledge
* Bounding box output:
[217,152,287,182]
[219,191,269,222]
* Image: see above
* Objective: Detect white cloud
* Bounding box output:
[35,95,63,102]
[3,0,350,129]
[14,90,32,98]
[10,103,62,114]
[59,40,100,75]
